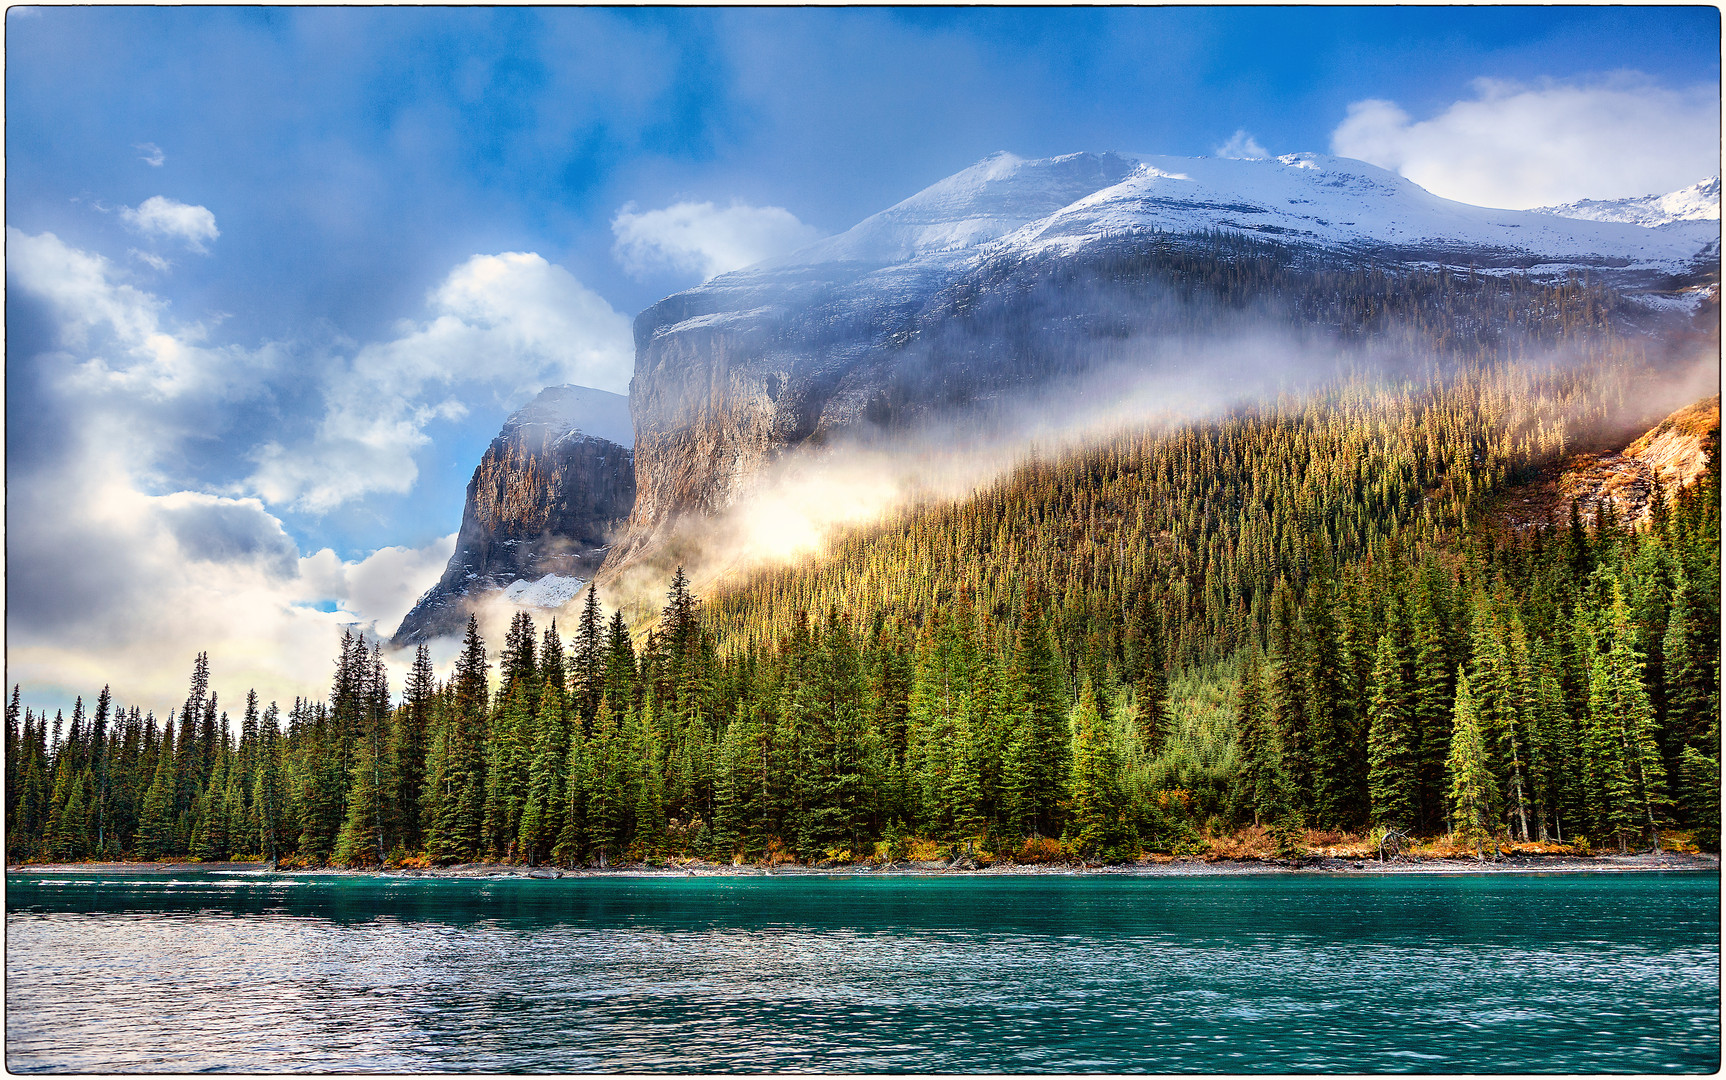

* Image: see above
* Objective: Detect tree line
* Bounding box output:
[7,359,1718,866]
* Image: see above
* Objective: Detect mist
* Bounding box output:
[601,324,1404,617]
[598,310,1718,627]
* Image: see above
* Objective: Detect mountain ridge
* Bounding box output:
[604,148,1719,589]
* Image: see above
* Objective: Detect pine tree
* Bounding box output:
[1366,633,1418,829]
[1662,569,1717,756]
[334,715,389,868]
[1065,679,1126,858]
[255,703,284,864]
[1677,744,1720,851]
[138,724,179,860]
[584,697,627,866]
[1230,651,1279,826]
[572,587,606,730]
[1267,581,1310,813]
[551,706,590,866]
[1304,553,1362,829]
[425,617,489,863]
[481,679,535,860]
[1131,594,1168,753]
[1446,670,1495,858]
[518,673,570,864]
[1410,563,1457,832]
[625,698,666,860]
[393,644,436,851]
[1523,637,1571,842]
[1009,587,1068,837]
[1584,586,1668,851]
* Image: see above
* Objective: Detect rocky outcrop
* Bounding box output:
[392,386,635,646]
[1495,395,1719,532]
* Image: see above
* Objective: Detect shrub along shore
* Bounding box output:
[11,835,1718,877]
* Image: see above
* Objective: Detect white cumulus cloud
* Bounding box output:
[249,250,634,513]
[7,227,267,405]
[7,228,461,713]
[612,199,821,280]
[1331,74,1722,209]
[1215,130,1269,159]
[120,195,219,251]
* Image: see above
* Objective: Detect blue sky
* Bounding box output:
[6,6,1719,712]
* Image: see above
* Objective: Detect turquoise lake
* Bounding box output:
[5,870,1719,1073]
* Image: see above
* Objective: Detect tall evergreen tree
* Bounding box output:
[1446,670,1496,858]
[1365,633,1418,829]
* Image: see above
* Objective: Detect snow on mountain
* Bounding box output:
[642,149,1722,352]
[770,151,1138,268]
[715,151,1717,310]
[504,383,634,448]
[993,153,1714,277]
[501,574,586,610]
[616,148,1721,579]
[1530,177,1720,228]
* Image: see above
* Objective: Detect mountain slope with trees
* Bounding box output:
[11,327,1718,866]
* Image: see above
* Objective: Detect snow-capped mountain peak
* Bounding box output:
[694,149,1717,328]
[770,150,1138,268]
[993,152,1713,276]
[1529,176,1721,228]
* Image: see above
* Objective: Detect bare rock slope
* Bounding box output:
[392,386,635,646]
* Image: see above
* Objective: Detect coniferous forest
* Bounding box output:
[7,338,1720,868]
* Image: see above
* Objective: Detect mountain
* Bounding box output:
[609,150,1720,573]
[391,385,635,646]
[1531,176,1721,228]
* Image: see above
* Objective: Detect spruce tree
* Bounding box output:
[255,703,284,865]
[1677,743,1720,851]
[394,644,436,851]
[1131,595,1168,753]
[1446,670,1495,858]
[1365,633,1417,829]
[138,725,179,860]
[518,673,570,864]
[1231,651,1281,827]
[1065,679,1126,859]
[584,697,626,866]
[1584,586,1668,851]
[1009,587,1068,837]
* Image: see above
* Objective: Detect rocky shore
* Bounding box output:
[11,850,1717,878]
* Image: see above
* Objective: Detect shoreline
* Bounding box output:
[9,850,1717,879]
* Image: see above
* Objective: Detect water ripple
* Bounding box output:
[6,872,1718,1073]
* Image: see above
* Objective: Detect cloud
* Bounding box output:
[7,235,458,710]
[6,439,458,713]
[6,228,620,714]
[1215,130,1268,159]
[129,248,172,273]
[1331,74,1722,209]
[120,195,219,251]
[7,227,266,405]
[249,250,634,513]
[156,492,303,579]
[136,142,165,167]
[612,199,821,280]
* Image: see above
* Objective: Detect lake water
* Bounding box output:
[5,870,1719,1073]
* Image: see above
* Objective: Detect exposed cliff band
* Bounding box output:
[392,385,635,646]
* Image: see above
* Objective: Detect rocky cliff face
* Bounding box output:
[392,385,635,646]
[608,151,1719,572]
[1495,395,1720,532]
